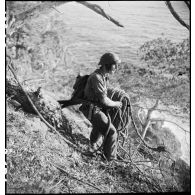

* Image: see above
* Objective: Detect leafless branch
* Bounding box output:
[7,58,86,155]
[184,1,190,10]
[132,99,159,158]
[77,1,124,27]
[150,118,190,134]
[129,99,167,153]
[49,161,102,192]
[52,6,62,14]
[165,1,190,30]
[13,1,124,28]
[131,161,163,192]
[141,99,159,139]
[134,104,189,120]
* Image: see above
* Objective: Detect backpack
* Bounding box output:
[71,74,89,100]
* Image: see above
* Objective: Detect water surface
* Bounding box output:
[57,1,189,65]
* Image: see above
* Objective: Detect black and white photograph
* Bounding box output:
[5,1,190,193]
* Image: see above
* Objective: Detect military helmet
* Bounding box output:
[98,52,121,66]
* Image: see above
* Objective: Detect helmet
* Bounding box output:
[98,52,121,66]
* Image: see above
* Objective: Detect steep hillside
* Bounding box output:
[6,99,190,193]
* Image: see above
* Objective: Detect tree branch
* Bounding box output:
[49,161,102,192]
[7,57,87,155]
[13,1,124,28]
[134,104,189,120]
[165,1,190,30]
[150,118,189,134]
[77,1,124,27]
[141,99,159,139]
[129,98,167,153]
[184,1,190,10]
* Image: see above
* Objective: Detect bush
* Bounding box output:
[138,38,190,78]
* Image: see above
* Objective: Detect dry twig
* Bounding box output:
[49,161,103,192]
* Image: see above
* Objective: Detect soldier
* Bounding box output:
[80,52,122,161]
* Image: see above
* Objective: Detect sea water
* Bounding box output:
[57,1,189,65]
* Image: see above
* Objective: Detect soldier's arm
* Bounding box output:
[91,74,122,108]
[100,96,122,109]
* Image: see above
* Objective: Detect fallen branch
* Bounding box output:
[150,118,189,134]
[129,98,167,153]
[7,58,88,155]
[49,161,102,192]
[132,100,162,159]
[141,99,159,139]
[134,104,189,120]
[131,161,163,192]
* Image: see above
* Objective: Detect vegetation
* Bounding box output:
[109,37,190,114]
[6,1,190,193]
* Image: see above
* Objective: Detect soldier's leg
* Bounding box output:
[92,110,118,161]
[90,126,101,146]
[103,124,118,161]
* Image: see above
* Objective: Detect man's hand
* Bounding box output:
[114,101,122,109]
[100,96,122,109]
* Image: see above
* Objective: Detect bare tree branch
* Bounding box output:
[7,57,90,156]
[134,104,189,120]
[141,99,159,139]
[131,100,161,158]
[150,118,190,134]
[184,1,190,10]
[129,98,167,153]
[49,161,103,192]
[77,1,124,27]
[165,1,190,30]
[13,1,124,28]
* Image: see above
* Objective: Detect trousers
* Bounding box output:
[79,104,117,161]
[90,109,118,161]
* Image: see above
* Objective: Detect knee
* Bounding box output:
[109,125,117,139]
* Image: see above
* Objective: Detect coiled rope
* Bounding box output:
[107,87,131,147]
[88,87,131,157]
[107,87,166,154]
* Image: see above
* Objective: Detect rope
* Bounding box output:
[107,87,131,133]
[107,87,167,155]
[81,87,131,157]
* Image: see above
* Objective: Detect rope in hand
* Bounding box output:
[86,88,131,158]
[107,88,168,157]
